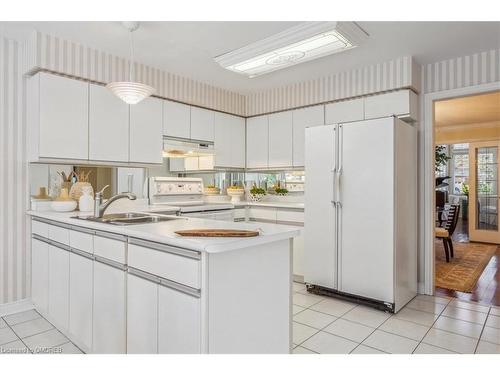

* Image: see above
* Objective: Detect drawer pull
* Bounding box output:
[128,237,201,260]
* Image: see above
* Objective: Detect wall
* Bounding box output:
[0,36,28,304]
[435,121,500,144]
[24,31,246,116]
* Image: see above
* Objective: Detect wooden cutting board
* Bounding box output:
[175,229,260,237]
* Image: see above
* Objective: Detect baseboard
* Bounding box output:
[417,281,427,295]
[0,299,35,317]
[293,274,304,283]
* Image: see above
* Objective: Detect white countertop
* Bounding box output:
[233,201,305,210]
[27,210,301,254]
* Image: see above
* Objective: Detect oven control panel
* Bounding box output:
[151,177,204,196]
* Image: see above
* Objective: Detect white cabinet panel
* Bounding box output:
[69,252,93,351]
[364,90,418,121]
[92,261,126,353]
[246,115,269,169]
[163,101,191,139]
[293,234,305,278]
[93,235,126,264]
[48,245,70,331]
[248,207,277,222]
[292,106,324,167]
[232,116,246,168]
[31,238,49,315]
[127,274,158,354]
[158,285,201,354]
[268,111,293,168]
[276,209,304,224]
[32,220,49,237]
[69,230,93,254]
[38,73,89,160]
[89,84,129,162]
[191,107,215,142]
[214,112,245,168]
[48,224,69,245]
[325,98,364,124]
[130,97,163,164]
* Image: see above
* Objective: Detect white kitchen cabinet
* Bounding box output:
[89,84,129,162]
[127,274,158,354]
[292,105,325,167]
[163,101,191,139]
[31,238,49,315]
[28,72,89,161]
[246,115,269,169]
[93,260,126,354]
[325,97,364,124]
[158,285,201,354]
[191,107,215,142]
[130,97,163,164]
[48,244,70,332]
[69,252,93,351]
[364,89,418,121]
[293,234,305,280]
[214,112,245,169]
[248,207,277,222]
[268,111,293,168]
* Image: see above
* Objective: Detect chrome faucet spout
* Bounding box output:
[93,185,137,218]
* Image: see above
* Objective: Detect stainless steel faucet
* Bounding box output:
[93,185,137,218]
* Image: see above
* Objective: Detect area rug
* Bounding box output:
[435,240,497,292]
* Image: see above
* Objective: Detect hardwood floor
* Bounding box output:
[435,217,500,306]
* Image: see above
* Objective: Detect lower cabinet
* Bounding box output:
[31,238,49,315]
[93,260,126,354]
[158,284,201,354]
[69,252,93,351]
[48,244,70,332]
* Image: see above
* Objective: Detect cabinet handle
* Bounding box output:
[95,230,127,242]
[159,277,201,298]
[70,225,96,235]
[128,237,201,260]
[32,233,51,245]
[94,255,127,271]
[49,239,71,252]
[70,247,94,260]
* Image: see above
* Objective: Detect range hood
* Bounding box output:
[162,137,215,158]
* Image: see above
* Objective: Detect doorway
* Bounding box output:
[432,90,500,305]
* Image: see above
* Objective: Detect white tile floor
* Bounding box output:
[1,284,500,354]
[0,310,82,354]
[292,282,500,354]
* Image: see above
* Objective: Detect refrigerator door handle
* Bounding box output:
[336,168,342,207]
[331,167,337,205]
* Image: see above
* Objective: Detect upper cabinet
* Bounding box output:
[89,84,129,162]
[325,98,364,124]
[163,101,191,139]
[292,106,324,167]
[130,97,163,164]
[364,90,418,121]
[246,115,269,169]
[29,72,89,161]
[214,112,245,169]
[268,111,293,168]
[191,107,215,142]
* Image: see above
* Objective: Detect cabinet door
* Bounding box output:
[292,106,325,167]
[48,245,70,331]
[191,107,215,142]
[364,90,418,121]
[39,73,89,160]
[214,112,233,168]
[127,274,158,354]
[325,98,364,124]
[231,116,246,169]
[130,97,163,164]
[163,101,190,139]
[268,111,293,168]
[158,285,201,354]
[69,252,93,351]
[93,261,126,353]
[246,116,269,169]
[89,84,129,162]
[31,239,49,315]
[293,234,305,278]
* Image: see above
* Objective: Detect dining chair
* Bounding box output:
[435,204,460,262]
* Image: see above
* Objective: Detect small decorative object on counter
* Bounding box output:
[58,171,75,193]
[204,184,220,195]
[273,181,289,196]
[69,170,94,207]
[78,185,94,212]
[32,187,51,200]
[249,185,266,202]
[51,188,77,212]
[227,185,245,203]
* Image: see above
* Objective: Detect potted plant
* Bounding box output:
[249,185,266,202]
[227,184,245,203]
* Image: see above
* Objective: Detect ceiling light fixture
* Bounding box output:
[214,22,368,78]
[106,22,155,104]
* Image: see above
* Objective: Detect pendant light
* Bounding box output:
[106,22,155,104]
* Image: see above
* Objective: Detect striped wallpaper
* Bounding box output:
[25,31,247,116]
[422,49,500,94]
[245,56,420,116]
[0,36,28,304]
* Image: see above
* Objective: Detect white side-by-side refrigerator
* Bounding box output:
[304,116,417,312]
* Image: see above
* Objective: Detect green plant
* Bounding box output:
[275,187,289,195]
[250,186,266,195]
[435,145,451,172]
[461,184,469,196]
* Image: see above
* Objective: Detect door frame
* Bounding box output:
[422,81,500,295]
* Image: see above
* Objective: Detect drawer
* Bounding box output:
[32,219,49,237]
[248,207,277,222]
[233,208,246,220]
[128,242,200,289]
[94,232,126,264]
[48,224,70,245]
[276,210,304,225]
[69,229,94,254]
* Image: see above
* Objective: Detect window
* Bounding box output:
[452,152,469,194]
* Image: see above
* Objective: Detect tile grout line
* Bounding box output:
[3,317,34,354]
[473,306,491,354]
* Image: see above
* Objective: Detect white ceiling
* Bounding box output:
[1,21,499,93]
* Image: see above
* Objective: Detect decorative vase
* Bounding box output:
[79,186,95,212]
[70,182,94,208]
[250,193,265,202]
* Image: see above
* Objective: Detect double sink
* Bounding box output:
[73,212,181,226]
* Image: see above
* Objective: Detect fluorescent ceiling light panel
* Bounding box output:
[214,22,368,78]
